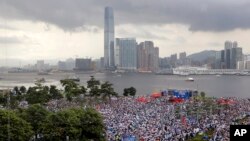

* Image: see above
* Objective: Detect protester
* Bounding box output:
[97,96,250,140]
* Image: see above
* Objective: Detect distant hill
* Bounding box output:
[187,50,217,62]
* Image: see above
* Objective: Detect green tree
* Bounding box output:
[100,81,118,102]
[12,86,25,102]
[0,92,5,106]
[13,86,21,95]
[22,104,50,140]
[20,86,27,94]
[78,108,105,141]
[41,108,81,140]
[200,91,206,100]
[123,88,129,96]
[0,90,19,109]
[0,110,33,140]
[123,87,137,97]
[60,79,85,101]
[87,76,101,97]
[49,85,63,100]
[129,87,136,97]
[25,83,51,104]
[42,108,105,141]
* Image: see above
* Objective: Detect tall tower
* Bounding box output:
[104,7,115,69]
[224,41,232,69]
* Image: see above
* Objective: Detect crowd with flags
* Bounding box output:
[97,90,250,141]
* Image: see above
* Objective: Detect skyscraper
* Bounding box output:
[116,38,137,71]
[224,41,233,69]
[137,41,159,72]
[170,54,177,67]
[179,52,187,60]
[75,58,92,71]
[222,41,243,69]
[104,7,115,69]
[137,42,145,70]
[230,47,243,69]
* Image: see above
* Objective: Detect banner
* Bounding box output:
[122,135,136,141]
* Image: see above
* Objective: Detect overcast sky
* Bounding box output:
[0,0,250,66]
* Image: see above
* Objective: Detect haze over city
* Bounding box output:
[1,1,250,141]
[1,0,250,66]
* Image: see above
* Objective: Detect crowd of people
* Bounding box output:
[97,95,250,141]
[46,99,81,112]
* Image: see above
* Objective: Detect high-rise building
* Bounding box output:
[137,42,145,70]
[154,47,159,71]
[58,58,75,71]
[116,38,137,71]
[58,61,67,71]
[104,7,115,69]
[178,52,187,66]
[179,52,187,60]
[222,41,243,69]
[159,57,171,69]
[246,61,250,70]
[237,55,250,70]
[224,41,232,69]
[170,54,177,67]
[100,57,105,69]
[36,60,45,71]
[230,47,243,69]
[232,41,238,48]
[144,41,154,71]
[75,58,92,71]
[225,48,231,68]
[220,50,226,69]
[224,41,233,50]
[137,41,159,72]
[214,51,222,69]
[237,61,245,70]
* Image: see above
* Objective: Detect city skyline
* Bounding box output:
[1,0,250,66]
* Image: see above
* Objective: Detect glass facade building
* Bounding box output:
[116,38,137,70]
[104,7,115,69]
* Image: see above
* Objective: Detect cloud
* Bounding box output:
[0,0,250,32]
[117,28,168,41]
[208,42,222,47]
[0,36,22,44]
[0,35,39,45]
[0,23,17,30]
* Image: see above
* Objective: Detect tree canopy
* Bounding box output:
[21,104,50,139]
[123,87,137,97]
[100,81,118,101]
[41,108,105,141]
[87,76,101,97]
[0,110,33,141]
[60,79,86,101]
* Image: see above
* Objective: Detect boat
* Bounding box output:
[216,74,221,77]
[186,77,194,82]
